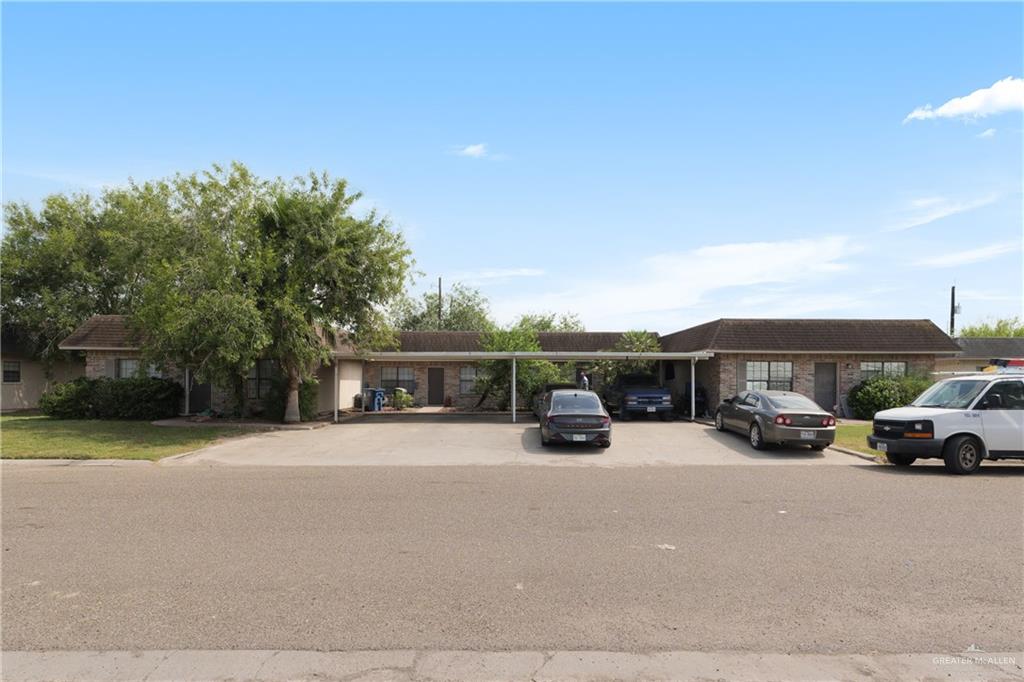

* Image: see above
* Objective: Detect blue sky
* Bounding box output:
[4,2,1022,333]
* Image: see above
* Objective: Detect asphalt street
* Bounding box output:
[2,464,1022,656]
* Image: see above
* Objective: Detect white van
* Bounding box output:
[867,372,1024,474]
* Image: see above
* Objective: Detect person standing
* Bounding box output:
[579,371,590,391]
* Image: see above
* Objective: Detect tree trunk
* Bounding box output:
[283,368,301,423]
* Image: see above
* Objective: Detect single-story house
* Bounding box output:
[56,315,960,419]
[1,335,85,412]
[936,337,1024,374]
[659,319,961,413]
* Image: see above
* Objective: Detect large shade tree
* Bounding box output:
[252,172,411,421]
[959,317,1024,337]
[389,282,493,331]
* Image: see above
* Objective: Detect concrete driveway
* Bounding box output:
[167,414,864,467]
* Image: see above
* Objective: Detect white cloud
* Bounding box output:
[489,236,859,331]
[978,128,997,139]
[904,76,1024,123]
[455,143,488,158]
[886,194,998,232]
[912,241,1021,268]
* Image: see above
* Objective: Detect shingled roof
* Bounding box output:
[59,315,139,350]
[395,331,649,353]
[659,319,960,354]
[955,337,1024,360]
[59,315,356,353]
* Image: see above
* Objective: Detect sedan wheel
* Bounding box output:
[714,411,725,431]
[749,423,766,450]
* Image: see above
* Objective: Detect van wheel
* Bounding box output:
[749,423,766,450]
[943,436,983,475]
[887,453,916,467]
[714,411,725,431]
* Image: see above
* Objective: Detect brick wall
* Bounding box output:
[710,353,937,413]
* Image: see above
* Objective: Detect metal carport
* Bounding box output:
[331,350,714,423]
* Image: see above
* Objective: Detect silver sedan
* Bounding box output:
[714,390,836,450]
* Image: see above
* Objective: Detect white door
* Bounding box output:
[977,379,1024,454]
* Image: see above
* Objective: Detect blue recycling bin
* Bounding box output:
[364,388,386,412]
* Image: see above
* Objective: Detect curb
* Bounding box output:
[828,444,886,463]
[0,458,156,467]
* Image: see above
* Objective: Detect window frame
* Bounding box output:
[744,361,793,392]
[860,361,907,380]
[380,366,415,393]
[459,366,478,395]
[115,358,141,379]
[3,360,22,384]
[246,359,276,400]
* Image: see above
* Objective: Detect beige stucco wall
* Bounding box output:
[1,356,85,411]
[935,357,990,373]
[315,360,364,414]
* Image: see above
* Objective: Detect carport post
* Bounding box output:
[511,357,517,424]
[333,361,339,423]
[690,358,696,422]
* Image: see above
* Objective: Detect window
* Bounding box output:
[115,358,140,378]
[860,361,907,379]
[247,359,276,399]
[459,366,478,394]
[380,367,415,392]
[3,361,21,383]
[745,361,793,391]
[551,393,602,412]
[978,381,1024,410]
[743,394,760,407]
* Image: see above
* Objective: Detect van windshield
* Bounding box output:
[910,379,989,409]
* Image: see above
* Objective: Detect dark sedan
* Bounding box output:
[714,390,836,450]
[539,389,611,448]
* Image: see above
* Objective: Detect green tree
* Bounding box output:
[594,330,662,386]
[1,192,144,366]
[130,164,274,414]
[513,312,585,332]
[253,172,411,421]
[473,315,577,409]
[959,317,1024,337]
[390,282,493,331]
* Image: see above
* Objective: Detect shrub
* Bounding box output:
[263,377,320,422]
[394,390,414,410]
[848,374,936,420]
[39,377,96,419]
[39,377,183,420]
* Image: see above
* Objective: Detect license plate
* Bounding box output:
[572,434,586,442]
[800,431,815,440]
[646,406,656,413]
[876,441,888,453]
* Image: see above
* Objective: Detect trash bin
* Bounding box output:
[363,387,386,412]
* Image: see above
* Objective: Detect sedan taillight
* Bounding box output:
[821,416,836,426]
[774,415,793,426]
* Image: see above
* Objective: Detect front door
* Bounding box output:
[427,367,445,406]
[814,363,837,412]
[188,380,212,414]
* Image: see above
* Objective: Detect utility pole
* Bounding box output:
[438,276,443,330]
[949,285,956,336]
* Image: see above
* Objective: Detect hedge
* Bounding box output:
[847,374,935,420]
[39,377,183,420]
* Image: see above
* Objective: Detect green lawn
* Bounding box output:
[834,422,879,456]
[0,415,246,461]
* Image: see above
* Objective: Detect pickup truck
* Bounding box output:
[602,373,673,421]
